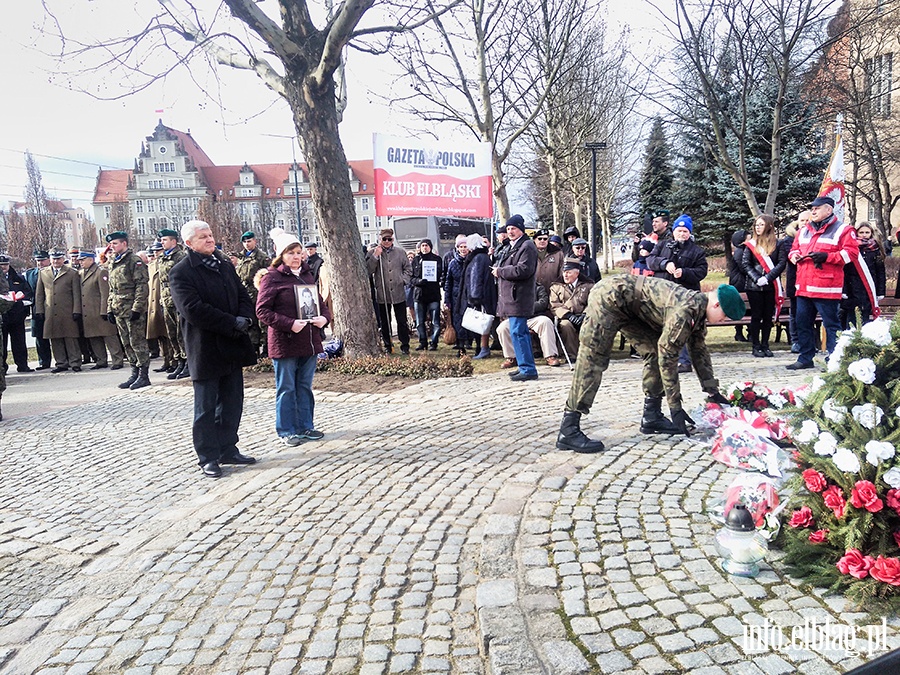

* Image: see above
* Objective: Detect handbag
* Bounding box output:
[462,307,494,335]
[442,307,457,345]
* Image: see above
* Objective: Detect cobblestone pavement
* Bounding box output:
[1,351,898,674]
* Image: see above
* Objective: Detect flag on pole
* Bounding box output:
[155,109,164,114]
[818,133,845,223]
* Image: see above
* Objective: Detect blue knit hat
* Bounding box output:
[673,214,693,233]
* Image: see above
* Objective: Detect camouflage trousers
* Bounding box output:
[163,302,185,360]
[565,285,667,416]
[114,312,150,367]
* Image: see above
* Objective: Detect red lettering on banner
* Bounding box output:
[374,169,493,217]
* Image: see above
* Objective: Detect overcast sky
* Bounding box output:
[0,1,659,215]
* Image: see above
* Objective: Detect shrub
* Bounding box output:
[317,354,473,379]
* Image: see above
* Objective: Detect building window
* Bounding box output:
[277,219,284,227]
[363,234,372,246]
[137,217,145,233]
[152,161,176,173]
[158,199,166,212]
[167,179,184,189]
[169,198,178,212]
[252,203,259,215]
[276,201,284,213]
[135,200,144,213]
[181,198,191,211]
[361,197,370,211]
[868,200,876,221]
[866,53,893,117]
[104,206,111,218]
[159,217,168,226]
[362,215,370,228]
[146,200,155,213]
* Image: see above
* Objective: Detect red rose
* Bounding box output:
[754,399,768,410]
[802,469,827,493]
[870,557,900,586]
[781,390,795,404]
[822,485,846,519]
[836,549,875,579]
[808,529,829,544]
[850,480,884,513]
[788,506,815,529]
[743,390,755,402]
[887,490,900,516]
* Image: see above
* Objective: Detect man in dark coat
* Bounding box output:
[1,256,34,373]
[24,251,52,369]
[410,238,443,351]
[169,220,258,478]
[305,242,324,282]
[493,214,539,381]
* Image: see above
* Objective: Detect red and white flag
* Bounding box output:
[818,134,845,222]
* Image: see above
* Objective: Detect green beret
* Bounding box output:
[241,231,256,241]
[717,284,746,320]
[652,209,670,220]
[105,231,128,243]
[157,228,179,239]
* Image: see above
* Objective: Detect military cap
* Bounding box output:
[809,196,835,208]
[33,250,49,261]
[0,254,9,264]
[106,231,128,243]
[717,284,746,320]
[563,257,582,271]
[149,241,164,252]
[241,231,256,241]
[652,209,671,220]
[78,249,96,259]
[534,229,550,238]
[305,242,318,249]
[68,247,80,256]
[49,249,67,258]
[496,224,507,234]
[157,228,179,239]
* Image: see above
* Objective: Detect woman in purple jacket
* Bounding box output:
[256,228,332,447]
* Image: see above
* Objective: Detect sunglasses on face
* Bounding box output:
[536,236,549,241]
[573,245,586,249]
[382,237,393,242]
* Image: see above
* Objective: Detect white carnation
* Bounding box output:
[769,393,787,410]
[861,318,892,347]
[865,440,896,467]
[823,398,848,423]
[814,432,838,456]
[851,403,884,430]
[847,358,877,385]
[832,446,861,474]
[793,420,820,443]
[753,384,772,397]
[811,377,826,393]
[883,467,900,490]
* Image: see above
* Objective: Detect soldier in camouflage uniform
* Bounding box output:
[235,231,271,357]
[156,228,189,379]
[106,231,152,390]
[556,275,744,453]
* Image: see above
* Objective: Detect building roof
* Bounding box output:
[93,169,132,203]
[168,127,215,169]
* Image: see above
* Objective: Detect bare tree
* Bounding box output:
[23,151,63,250]
[42,0,458,357]
[4,210,33,263]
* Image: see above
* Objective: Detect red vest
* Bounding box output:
[790,216,858,301]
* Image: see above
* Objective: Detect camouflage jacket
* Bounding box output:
[157,244,188,307]
[236,248,271,298]
[107,249,150,314]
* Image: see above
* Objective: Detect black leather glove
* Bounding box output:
[671,409,695,435]
[34,314,44,320]
[808,251,828,268]
[107,312,116,324]
[569,313,586,328]
[129,311,141,323]
[234,316,251,334]
[72,313,82,322]
[468,299,481,309]
[707,391,729,405]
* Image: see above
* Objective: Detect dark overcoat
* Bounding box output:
[168,248,257,380]
[496,236,538,318]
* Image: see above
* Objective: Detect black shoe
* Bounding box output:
[763,347,774,357]
[110,363,124,370]
[50,366,69,373]
[168,360,185,380]
[201,461,222,478]
[175,361,191,379]
[556,411,605,453]
[415,343,428,351]
[510,371,538,381]
[72,367,82,372]
[400,346,410,355]
[786,361,814,370]
[89,363,108,370]
[752,345,766,358]
[36,364,50,370]
[220,452,257,465]
[17,367,35,373]
[734,333,748,342]
[429,342,438,351]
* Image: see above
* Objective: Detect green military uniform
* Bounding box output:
[157,244,188,363]
[108,248,151,368]
[236,246,271,354]
[566,275,720,417]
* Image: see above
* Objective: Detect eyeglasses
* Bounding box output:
[573,245,586,249]
[382,237,393,242]
[536,236,549,241]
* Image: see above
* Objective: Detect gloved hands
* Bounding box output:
[808,251,828,268]
[129,311,141,323]
[569,313,586,329]
[107,312,116,324]
[234,316,251,334]
[34,314,44,320]
[671,409,695,435]
[468,299,482,310]
[72,313,82,322]
[756,276,769,286]
[707,391,729,405]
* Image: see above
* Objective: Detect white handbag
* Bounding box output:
[462,307,494,335]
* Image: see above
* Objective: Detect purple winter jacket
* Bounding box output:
[255,262,332,359]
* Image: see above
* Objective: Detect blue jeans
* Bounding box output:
[509,316,537,375]
[273,355,318,437]
[795,296,840,365]
[415,301,441,345]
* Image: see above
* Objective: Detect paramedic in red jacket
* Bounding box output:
[786,196,859,370]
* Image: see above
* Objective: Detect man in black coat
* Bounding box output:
[1,256,34,373]
[169,220,259,478]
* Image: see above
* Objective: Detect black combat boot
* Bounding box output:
[130,364,151,390]
[153,361,172,373]
[639,397,680,434]
[167,359,184,380]
[176,360,191,379]
[118,366,140,389]
[556,411,605,453]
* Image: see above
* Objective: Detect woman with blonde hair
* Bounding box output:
[739,214,786,357]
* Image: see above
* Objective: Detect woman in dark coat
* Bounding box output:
[739,214,786,358]
[841,222,885,328]
[778,222,799,351]
[256,230,331,446]
[443,236,469,356]
[458,234,498,360]
[727,229,749,342]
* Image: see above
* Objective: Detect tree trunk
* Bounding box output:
[491,147,510,223]
[286,74,380,358]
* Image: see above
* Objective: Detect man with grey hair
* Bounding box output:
[168,220,258,478]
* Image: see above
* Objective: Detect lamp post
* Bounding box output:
[584,142,607,262]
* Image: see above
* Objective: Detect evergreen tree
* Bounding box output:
[638,118,674,217]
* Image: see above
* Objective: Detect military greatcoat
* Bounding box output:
[80,264,118,338]
[146,259,168,340]
[35,265,83,339]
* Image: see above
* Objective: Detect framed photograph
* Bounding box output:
[294,284,320,320]
[421,259,438,282]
